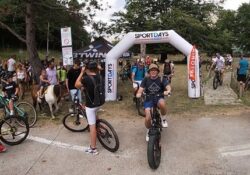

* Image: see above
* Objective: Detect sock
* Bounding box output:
[10,110,14,115]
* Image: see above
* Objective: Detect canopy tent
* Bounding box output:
[73,37,113,60]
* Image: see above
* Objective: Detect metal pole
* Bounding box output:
[46,22,50,57]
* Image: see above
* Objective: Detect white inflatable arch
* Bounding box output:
[105,30,200,101]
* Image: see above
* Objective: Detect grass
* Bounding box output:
[0,48,62,63]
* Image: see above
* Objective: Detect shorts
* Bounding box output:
[17,79,25,85]
[144,97,164,109]
[70,89,82,103]
[85,106,100,125]
[133,80,142,89]
[237,74,246,83]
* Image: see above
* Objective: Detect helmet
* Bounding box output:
[148,64,159,72]
[87,61,98,70]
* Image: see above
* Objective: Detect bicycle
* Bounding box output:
[144,93,168,169]
[0,95,29,145]
[213,69,223,89]
[134,82,145,117]
[1,94,37,127]
[62,91,119,152]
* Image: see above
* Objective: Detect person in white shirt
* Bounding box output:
[7,55,16,73]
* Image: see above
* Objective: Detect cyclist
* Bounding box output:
[131,59,147,98]
[210,53,225,83]
[163,59,174,83]
[75,61,105,155]
[2,73,19,116]
[136,64,171,141]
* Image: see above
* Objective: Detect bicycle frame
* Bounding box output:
[0,95,26,118]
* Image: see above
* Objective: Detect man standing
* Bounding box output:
[66,59,82,110]
[46,61,58,85]
[75,61,105,155]
[237,55,249,97]
[7,55,16,74]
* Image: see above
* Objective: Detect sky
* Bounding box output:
[93,0,250,24]
[85,0,249,36]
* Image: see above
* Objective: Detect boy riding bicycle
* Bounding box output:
[2,73,19,116]
[136,64,171,141]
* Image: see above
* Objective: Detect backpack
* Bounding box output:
[163,62,171,75]
[87,74,105,106]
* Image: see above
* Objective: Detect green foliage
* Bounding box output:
[0,0,105,50]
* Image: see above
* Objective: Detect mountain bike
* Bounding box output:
[134,82,145,117]
[145,93,168,169]
[62,91,119,152]
[213,69,222,89]
[0,95,29,145]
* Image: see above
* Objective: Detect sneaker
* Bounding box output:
[146,129,149,142]
[37,97,42,103]
[85,146,99,155]
[0,144,7,153]
[161,118,168,128]
[69,108,74,113]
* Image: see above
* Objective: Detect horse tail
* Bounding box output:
[54,84,61,98]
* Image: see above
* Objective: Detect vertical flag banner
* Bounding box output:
[61,27,73,65]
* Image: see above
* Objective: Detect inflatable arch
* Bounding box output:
[105,30,200,101]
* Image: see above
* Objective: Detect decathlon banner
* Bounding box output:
[187,46,200,98]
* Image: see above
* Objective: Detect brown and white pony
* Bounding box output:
[31,84,62,119]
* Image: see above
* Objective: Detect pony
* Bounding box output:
[31,84,62,119]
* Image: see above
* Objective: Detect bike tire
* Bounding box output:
[147,134,161,169]
[0,115,29,145]
[62,112,89,132]
[16,102,37,127]
[96,119,119,152]
[213,76,218,89]
[136,97,145,117]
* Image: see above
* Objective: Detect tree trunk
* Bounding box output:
[26,1,42,84]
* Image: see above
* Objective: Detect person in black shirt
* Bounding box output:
[136,64,171,141]
[66,59,82,111]
[75,61,104,155]
[2,73,19,116]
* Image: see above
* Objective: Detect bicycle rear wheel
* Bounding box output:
[0,115,29,145]
[16,102,37,127]
[63,112,89,132]
[147,133,161,169]
[96,119,119,152]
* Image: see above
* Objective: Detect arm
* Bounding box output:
[75,66,86,89]
[136,87,144,98]
[164,84,171,96]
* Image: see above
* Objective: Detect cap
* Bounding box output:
[87,61,98,70]
[148,64,159,72]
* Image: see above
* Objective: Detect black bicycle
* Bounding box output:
[213,69,222,89]
[143,93,167,169]
[62,91,119,152]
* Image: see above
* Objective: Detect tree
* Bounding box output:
[0,0,103,81]
[109,0,225,55]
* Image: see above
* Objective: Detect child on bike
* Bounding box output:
[2,73,19,116]
[136,64,171,141]
[38,69,50,100]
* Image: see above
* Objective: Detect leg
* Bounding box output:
[9,99,14,116]
[145,108,151,129]
[48,103,55,119]
[158,98,168,128]
[85,107,98,151]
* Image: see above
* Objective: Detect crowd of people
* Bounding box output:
[1,52,249,154]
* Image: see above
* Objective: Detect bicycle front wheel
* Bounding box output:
[213,76,219,89]
[0,115,29,145]
[136,97,145,117]
[96,119,119,152]
[147,134,161,169]
[62,112,89,132]
[16,102,37,127]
